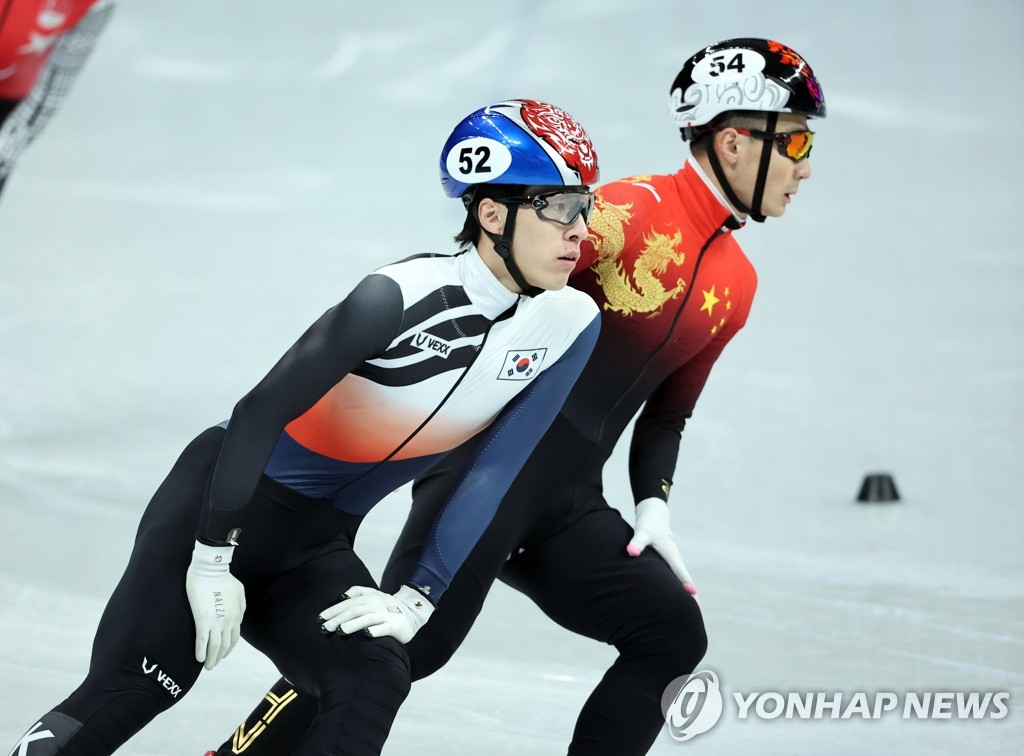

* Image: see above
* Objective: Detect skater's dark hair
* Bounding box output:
[454,184,529,250]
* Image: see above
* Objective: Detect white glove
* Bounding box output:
[319,585,434,643]
[626,497,698,598]
[185,541,246,670]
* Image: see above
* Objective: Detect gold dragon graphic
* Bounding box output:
[588,192,686,317]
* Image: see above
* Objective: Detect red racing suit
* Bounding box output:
[0,0,103,99]
[563,155,756,507]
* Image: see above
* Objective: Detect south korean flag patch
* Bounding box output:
[498,348,547,380]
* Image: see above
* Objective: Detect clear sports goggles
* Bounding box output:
[505,190,596,225]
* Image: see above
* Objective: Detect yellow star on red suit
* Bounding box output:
[700,285,720,316]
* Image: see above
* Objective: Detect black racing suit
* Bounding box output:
[8,249,599,756]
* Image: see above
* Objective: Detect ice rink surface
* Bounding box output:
[1,1,1022,753]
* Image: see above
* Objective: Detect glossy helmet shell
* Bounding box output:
[440,99,599,199]
[670,38,826,137]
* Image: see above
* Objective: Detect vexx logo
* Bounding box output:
[141,656,183,699]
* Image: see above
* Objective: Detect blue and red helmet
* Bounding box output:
[440,99,599,200]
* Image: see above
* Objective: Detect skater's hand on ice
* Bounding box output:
[319,585,433,643]
[185,541,246,670]
[627,498,699,599]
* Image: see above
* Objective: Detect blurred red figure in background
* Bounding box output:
[0,0,116,198]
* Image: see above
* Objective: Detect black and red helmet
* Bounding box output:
[670,38,826,139]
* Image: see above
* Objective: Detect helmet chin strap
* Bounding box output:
[706,112,778,224]
[485,203,544,298]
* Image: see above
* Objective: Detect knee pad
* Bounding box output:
[10,711,83,755]
[620,590,707,679]
[310,639,411,756]
[318,636,412,711]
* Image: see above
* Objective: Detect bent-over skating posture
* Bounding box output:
[8,98,602,756]
[213,37,828,756]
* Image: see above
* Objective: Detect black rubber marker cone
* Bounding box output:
[856,472,900,503]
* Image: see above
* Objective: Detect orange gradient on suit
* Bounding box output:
[285,374,490,462]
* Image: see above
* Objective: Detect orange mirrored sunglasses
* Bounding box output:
[732,128,815,162]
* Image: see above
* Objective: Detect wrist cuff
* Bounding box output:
[196,527,241,548]
[402,583,435,607]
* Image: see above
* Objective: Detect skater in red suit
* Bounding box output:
[211,36,828,756]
